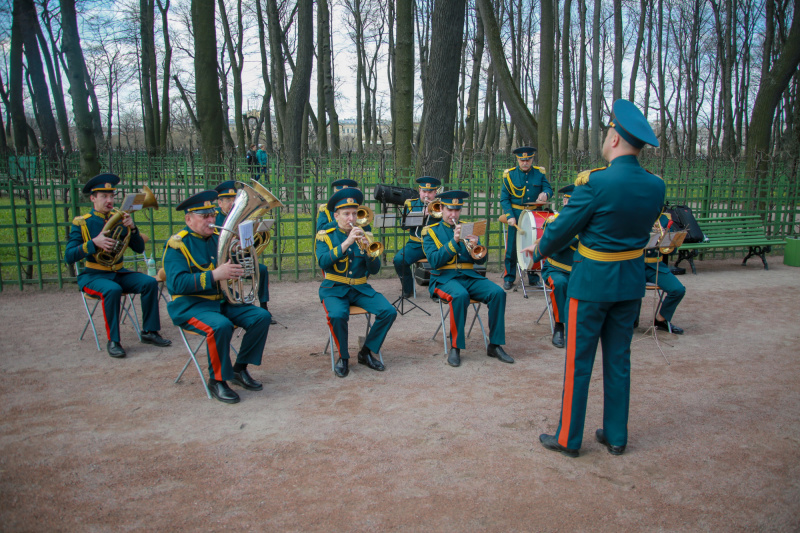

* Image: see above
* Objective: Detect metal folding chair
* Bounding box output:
[79,290,142,351]
[323,305,384,373]
[430,296,489,356]
[174,327,240,399]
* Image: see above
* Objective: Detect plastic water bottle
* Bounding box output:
[147,257,157,276]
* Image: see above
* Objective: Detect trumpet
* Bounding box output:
[96,185,158,267]
[355,205,374,227]
[349,222,384,258]
[426,200,443,218]
[464,239,487,260]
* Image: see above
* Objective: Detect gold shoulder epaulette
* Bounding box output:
[72,213,91,226]
[503,168,513,178]
[534,166,546,174]
[318,203,327,213]
[575,167,605,186]
[167,230,189,249]
[316,230,327,241]
[421,226,429,236]
[404,198,414,208]
[546,213,559,223]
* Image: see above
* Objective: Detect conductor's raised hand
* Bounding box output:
[213,260,245,281]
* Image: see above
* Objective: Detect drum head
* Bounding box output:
[516,211,536,270]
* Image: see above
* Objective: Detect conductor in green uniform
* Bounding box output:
[164,190,271,404]
[393,176,441,298]
[523,100,666,457]
[500,146,553,290]
[316,188,398,378]
[65,173,172,358]
[422,190,514,367]
[214,180,275,324]
[539,185,579,349]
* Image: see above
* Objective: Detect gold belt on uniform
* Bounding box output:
[85,261,123,272]
[577,243,643,262]
[172,294,224,301]
[438,263,475,270]
[546,258,572,271]
[511,204,540,211]
[325,273,367,285]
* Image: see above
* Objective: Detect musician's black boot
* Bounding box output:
[447,347,461,367]
[140,330,172,347]
[231,365,263,391]
[654,318,683,335]
[261,303,277,325]
[503,281,513,291]
[487,344,514,364]
[539,433,579,458]
[334,357,349,378]
[107,341,126,358]
[528,273,542,288]
[208,379,240,404]
[596,429,626,455]
[551,323,565,348]
[357,347,385,371]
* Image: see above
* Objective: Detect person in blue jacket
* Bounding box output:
[499,146,553,290]
[256,144,268,182]
[65,173,171,358]
[523,100,666,458]
[316,188,397,378]
[539,185,579,349]
[393,176,441,298]
[163,190,271,404]
[213,180,275,325]
[422,190,514,367]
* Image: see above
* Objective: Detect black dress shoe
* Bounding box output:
[208,380,240,404]
[487,344,514,363]
[270,316,277,325]
[595,429,626,455]
[231,368,263,391]
[107,341,126,358]
[539,433,579,458]
[654,318,684,335]
[528,275,542,287]
[402,290,414,299]
[552,324,565,348]
[447,347,461,367]
[334,357,349,378]
[357,349,385,371]
[503,281,513,291]
[140,331,172,347]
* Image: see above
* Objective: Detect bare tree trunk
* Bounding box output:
[612,0,622,101]
[35,12,71,153]
[316,0,327,155]
[573,0,587,150]
[463,5,484,156]
[476,0,538,144]
[628,0,647,101]
[560,0,572,160]
[416,0,467,181]
[218,0,246,154]
[539,0,555,170]
[192,0,225,162]
[9,0,28,153]
[590,0,601,157]
[319,0,339,157]
[395,0,414,168]
[265,0,287,148]
[140,0,158,154]
[283,0,314,181]
[158,0,172,153]
[254,0,274,152]
[60,0,100,180]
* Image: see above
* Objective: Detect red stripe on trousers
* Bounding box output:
[558,298,579,448]
[187,318,223,381]
[83,287,112,340]
[434,288,458,348]
[322,301,343,357]
[547,276,560,323]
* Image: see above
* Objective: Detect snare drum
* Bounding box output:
[516,210,551,271]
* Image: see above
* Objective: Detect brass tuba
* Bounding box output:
[95,185,158,267]
[215,182,283,305]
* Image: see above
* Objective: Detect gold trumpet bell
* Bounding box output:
[356,205,374,227]
[465,240,487,260]
[428,200,444,218]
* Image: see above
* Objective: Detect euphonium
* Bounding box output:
[95,185,158,267]
[427,200,443,218]
[216,183,273,305]
[464,239,487,260]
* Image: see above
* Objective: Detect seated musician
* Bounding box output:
[214,180,275,325]
[393,176,441,298]
[637,212,686,334]
[316,188,397,378]
[316,178,359,231]
[500,146,553,290]
[422,190,514,367]
[540,185,579,349]
[65,173,171,358]
[164,191,271,404]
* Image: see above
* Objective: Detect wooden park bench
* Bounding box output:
[674,215,787,274]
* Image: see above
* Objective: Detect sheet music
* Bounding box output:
[459,220,487,237]
[120,193,144,212]
[256,219,275,232]
[403,213,424,226]
[645,232,661,249]
[373,213,399,229]
[238,220,255,248]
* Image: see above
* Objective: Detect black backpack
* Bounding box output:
[664,203,704,243]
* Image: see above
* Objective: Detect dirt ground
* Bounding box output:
[1,257,799,532]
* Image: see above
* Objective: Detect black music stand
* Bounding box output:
[385,211,431,316]
[634,230,688,364]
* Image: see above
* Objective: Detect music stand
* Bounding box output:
[383,211,431,316]
[635,230,688,364]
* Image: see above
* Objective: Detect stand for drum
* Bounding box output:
[512,203,553,298]
[384,212,430,316]
[634,230,687,365]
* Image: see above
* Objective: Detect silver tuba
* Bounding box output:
[216,182,283,305]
